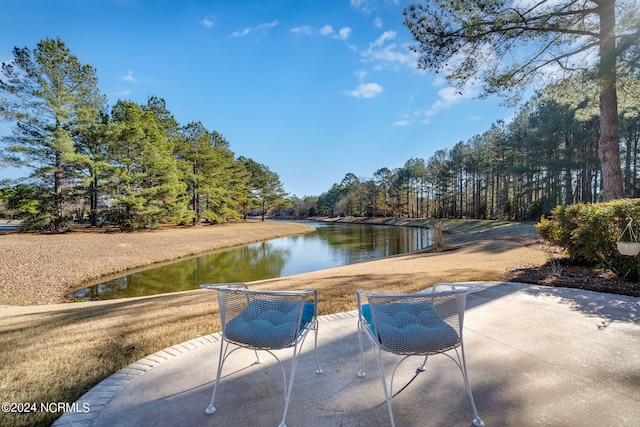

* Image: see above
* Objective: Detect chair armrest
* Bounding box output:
[200,282,247,290]
[356,290,368,321]
[433,283,486,294]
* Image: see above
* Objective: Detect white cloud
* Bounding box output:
[256,20,279,31]
[392,106,422,127]
[432,75,447,87]
[355,70,368,82]
[350,0,375,13]
[424,88,461,118]
[320,25,351,40]
[230,27,251,38]
[374,17,383,28]
[360,30,416,68]
[351,0,399,13]
[319,25,334,36]
[344,67,385,100]
[336,27,352,40]
[122,71,136,82]
[230,20,279,38]
[513,0,566,11]
[345,82,383,98]
[373,31,396,47]
[422,79,482,121]
[201,16,214,28]
[290,25,312,36]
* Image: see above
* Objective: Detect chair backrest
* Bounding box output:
[357,287,476,355]
[211,284,317,350]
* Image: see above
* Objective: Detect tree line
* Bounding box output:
[284,74,640,221]
[0,38,287,230]
[403,0,640,202]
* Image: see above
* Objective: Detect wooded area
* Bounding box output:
[2,0,640,228]
[0,38,287,230]
[299,77,640,221]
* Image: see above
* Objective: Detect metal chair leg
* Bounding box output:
[458,345,484,427]
[205,338,227,415]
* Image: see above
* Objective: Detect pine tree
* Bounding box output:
[0,37,104,229]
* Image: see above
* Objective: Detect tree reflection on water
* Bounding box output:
[69,222,432,301]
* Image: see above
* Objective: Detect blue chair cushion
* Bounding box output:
[225,299,315,349]
[361,301,459,354]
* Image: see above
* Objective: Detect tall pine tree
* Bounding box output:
[0,37,104,229]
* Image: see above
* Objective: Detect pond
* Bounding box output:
[68,221,433,301]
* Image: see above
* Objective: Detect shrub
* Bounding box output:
[2,184,56,230]
[536,199,640,280]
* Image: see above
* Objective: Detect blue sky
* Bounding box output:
[1,0,513,197]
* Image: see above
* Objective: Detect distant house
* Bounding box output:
[96,199,117,210]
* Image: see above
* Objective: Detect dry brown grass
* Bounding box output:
[0,219,546,427]
[1,291,218,427]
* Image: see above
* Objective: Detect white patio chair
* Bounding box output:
[201,283,322,427]
[357,283,485,427]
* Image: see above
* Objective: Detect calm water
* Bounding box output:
[68,221,432,301]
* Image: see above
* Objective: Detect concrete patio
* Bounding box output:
[53,282,640,427]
